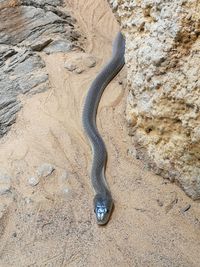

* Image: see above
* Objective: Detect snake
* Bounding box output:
[82,32,125,225]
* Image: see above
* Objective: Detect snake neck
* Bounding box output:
[91,165,111,196]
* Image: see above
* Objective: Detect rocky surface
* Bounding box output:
[108,0,200,199]
[0,0,80,136]
[0,172,11,195]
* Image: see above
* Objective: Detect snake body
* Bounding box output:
[82,32,125,225]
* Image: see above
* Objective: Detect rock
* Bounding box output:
[64,53,96,74]
[30,38,53,51]
[63,188,69,194]
[0,2,81,137]
[0,204,7,219]
[44,39,72,54]
[28,176,39,186]
[12,232,17,238]
[84,56,96,68]
[0,5,78,48]
[12,52,45,75]
[0,47,17,67]
[37,163,55,177]
[0,172,11,195]
[22,0,63,7]
[18,73,49,94]
[75,67,84,74]
[108,0,200,199]
[24,197,33,204]
[64,62,77,71]
[0,48,48,135]
[0,97,22,137]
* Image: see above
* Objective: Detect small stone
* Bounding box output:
[0,173,11,195]
[12,232,17,238]
[157,199,164,207]
[0,203,6,219]
[75,67,84,74]
[24,197,33,204]
[84,56,96,68]
[28,176,39,186]
[63,188,69,194]
[37,163,55,177]
[64,62,77,71]
[181,204,191,213]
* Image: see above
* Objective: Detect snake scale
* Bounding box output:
[82,32,125,225]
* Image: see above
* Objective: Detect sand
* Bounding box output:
[0,0,200,266]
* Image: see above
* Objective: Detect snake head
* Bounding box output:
[93,194,113,225]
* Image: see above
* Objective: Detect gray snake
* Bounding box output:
[82,32,125,225]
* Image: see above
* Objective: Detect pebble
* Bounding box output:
[156,199,164,207]
[24,197,33,204]
[63,188,69,194]
[181,204,191,213]
[0,172,11,195]
[28,176,39,186]
[75,67,84,74]
[36,163,55,177]
[64,62,77,71]
[12,232,17,238]
[64,53,96,74]
[0,203,6,219]
[84,56,96,68]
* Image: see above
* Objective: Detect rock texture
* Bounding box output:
[0,172,11,195]
[0,0,80,136]
[108,0,200,199]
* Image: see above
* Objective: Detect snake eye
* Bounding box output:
[106,209,109,213]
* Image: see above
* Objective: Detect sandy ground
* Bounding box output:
[0,0,200,266]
